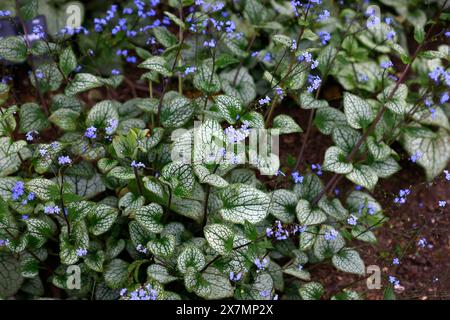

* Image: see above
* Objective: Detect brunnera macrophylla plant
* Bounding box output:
[0,0,449,300]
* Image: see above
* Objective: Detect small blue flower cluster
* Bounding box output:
[131,160,145,169]
[84,126,97,139]
[358,203,376,216]
[76,248,88,257]
[254,257,269,271]
[119,284,158,300]
[265,221,306,241]
[224,121,251,144]
[229,271,242,282]
[11,181,35,205]
[394,188,411,204]
[324,229,339,241]
[291,171,304,184]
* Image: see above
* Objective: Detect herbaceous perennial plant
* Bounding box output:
[0,0,449,300]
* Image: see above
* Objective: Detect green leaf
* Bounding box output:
[323,146,353,174]
[194,164,228,188]
[0,253,24,298]
[332,249,365,275]
[272,115,302,134]
[296,199,327,226]
[49,108,80,131]
[30,63,63,93]
[160,162,195,197]
[135,203,164,234]
[138,56,172,77]
[220,68,256,106]
[314,226,345,260]
[104,259,129,289]
[377,84,408,115]
[59,47,77,77]
[204,224,235,254]
[0,138,28,177]
[64,173,106,199]
[177,246,206,274]
[401,127,449,180]
[85,250,106,272]
[108,166,135,180]
[0,36,27,63]
[370,156,401,178]
[147,264,177,284]
[346,165,378,191]
[193,63,220,94]
[299,92,329,109]
[332,125,363,154]
[273,34,294,47]
[161,95,194,128]
[299,282,324,300]
[343,92,374,129]
[19,103,49,133]
[317,197,349,221]
[317,45,338,74]
[314,107,347,135]
[147,234,176,258]
[65,73,104,96]
[214,95,243,124]
[219,184,270,224]
[86,100,120,128]
[118,192,144,215]
[26,178,59,201]
[293,173,324,202]
[87,204,118,236]
[268,189,298,223]
[152,27,178,48]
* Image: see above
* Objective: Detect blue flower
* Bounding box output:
[444,170,450,181]
[317,9,330,22]
[438,200,446,207]
[380,60,393,69]
[291,171,304,184]
[417,237,427,248]
[184,66,196,75]
[11,181,25,201]
[409,151,422,163]
[386,30,396,41]
[76,248,88,257]
[58,155,72,165]
[131,161,145,169]
[392,257,400,265]
[136,244,148,254]
[254,257,269,270]
[307,75,321,93]
[388,275,400,286]
[105,118,118,135]
[318,31,331,45]
[229,271,242,282]
[324,229,338,241]
[347,214,358,226]
[258,96,271,106]
[440,92,449,105]
[44,205,60,215]
[84,126,97,139]
[311,163,322,175]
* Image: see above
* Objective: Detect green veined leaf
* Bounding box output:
[87,204,118,236]
[0,36,27,63]
[48,108,80,131]
[322,146,353,174]
[220,67,256,106]
[268,189,298,223]
[138,56,172,77]
[86,100,120,128]
[59,47,77,77]
[193,63,220,94]
[272,115,302,134]
[104,259,129,289]
[177,246,206,274]
[343,92,374,129]
[135,203,164,234]
[314,107,347,135]
[214,95,243,124]
[26,178,59,201]
[160,162,195,197]
[0,253,24,298]
[296,199,327,226]
[313,226,345,260]
[204,224,235,255]
[147,234,176,258]
[299,282,324,300]
[219,184,270,224]
[332,249,365,275]
[19,103,49,133]
[346,165,378,191]
[65,73,104,96]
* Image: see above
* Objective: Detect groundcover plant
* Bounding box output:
[0,0,449,300]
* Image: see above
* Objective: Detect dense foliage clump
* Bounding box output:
[0,0,449,300]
